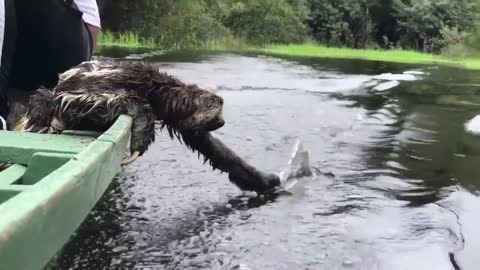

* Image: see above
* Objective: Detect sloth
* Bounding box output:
[13,61,281,193]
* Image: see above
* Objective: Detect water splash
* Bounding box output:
[465,115,480,135]
[276,140,315,193]
[373,81,400,91]
[373,73,419,81]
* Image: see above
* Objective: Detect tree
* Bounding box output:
[306,0,374,48]
[393,0,480,52]
[225,0,308,44]
[98,0,480,52]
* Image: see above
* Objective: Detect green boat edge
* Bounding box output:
[0,115,132,270]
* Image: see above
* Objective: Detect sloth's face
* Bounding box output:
[180,91,225,132]
[152,84,225,132]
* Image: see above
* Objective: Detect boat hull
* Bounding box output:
[0,115,132,270]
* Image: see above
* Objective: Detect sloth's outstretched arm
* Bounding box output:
[179,130,281,193]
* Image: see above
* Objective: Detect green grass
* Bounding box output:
[463,59,480,69]
[256,43,480,70]
[96,32,480,70]
[97,31,248,51]
[97,31,156,49]
[196,37,249,51]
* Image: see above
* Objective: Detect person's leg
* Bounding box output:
[0,0,16,120]
[10,0,92,91]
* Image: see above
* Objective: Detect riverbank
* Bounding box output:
[97,31,248,51]
[258,44,480,70]
[97,31,156,49]
[96,33,480,70]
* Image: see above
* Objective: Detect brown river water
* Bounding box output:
[50,50,480,270]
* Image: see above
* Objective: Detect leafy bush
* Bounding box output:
[98,0,480,53]
[225,0,308,45]
[393,0,479,52]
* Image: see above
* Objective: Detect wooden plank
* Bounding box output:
[0,164,26,185]
[0,131,95,165]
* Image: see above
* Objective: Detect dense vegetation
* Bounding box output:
[97,0,480,54]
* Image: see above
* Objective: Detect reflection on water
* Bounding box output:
[52,50,480,270]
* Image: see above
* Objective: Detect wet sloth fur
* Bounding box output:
[15,61,280,193]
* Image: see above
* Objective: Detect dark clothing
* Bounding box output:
[0,0,93,119]
[0,0,16,118]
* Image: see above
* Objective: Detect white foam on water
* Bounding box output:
[159,55,376,93]
[157,54,428,96]
[364,80,380,88]
[356,114,365,122]
[373,80,400,91]
[125,50,165,60]
[373,73,418,81]
[465,115,480,135]
[362,70,424,92]
[404,70,426,75]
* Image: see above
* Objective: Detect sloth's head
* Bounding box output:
[150,83,225,132]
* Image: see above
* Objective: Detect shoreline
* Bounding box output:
[96,43,480,70]
[258,44,480,70]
